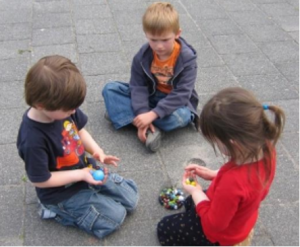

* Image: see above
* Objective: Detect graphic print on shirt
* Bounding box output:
[56,120,85,169]
[152,65,174,85]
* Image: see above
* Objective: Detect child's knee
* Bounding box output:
[102,82,118,96]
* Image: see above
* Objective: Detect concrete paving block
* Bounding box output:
[258,2,299,17]
[0,186,24,241]
[31,44,78,64]
[24,204,103,246]
[196,66,240,94]
[0,9,31,25]
[105,218,160,246]
[275,60,299,83]
[209,34,258,54]
[84,74,130,103]
[117,24,145,42]
[77,33,122,54]
[80,52,128,76]
[75,18,116,35]
[0,57,29,82]
[0,23,31,41]
[0,39,30,60]
[229,10,275,27]
[71,0,106,5]
[285,0,299,8]
[216,0,256,12]
[25,182,37,205]
[108,0,147,11]
[259,40,299,64]
[243,24,293,43]
[33,1,70,14]
[221,52,279,76]
[33,12,72,29]
[122,39,148,61]
[259,204,299,246]
[73,4,112,20]
[273,15,299,32]
[32,27,74,46]
[198,18,242,37]
[113,8,145,25]
[0,108,25,145]
[237,74,298,101]
[288,31,299,43]
[194,44,225,68]
[0,81,26,109]
[280,131,299,167]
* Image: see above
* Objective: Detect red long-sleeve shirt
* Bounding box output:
[196,150,276,246]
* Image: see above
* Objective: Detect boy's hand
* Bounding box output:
[93,150,119,167]
[182,171,203,195]
[82,167,109,185]
[137,124,155,142]
[185,164,218,181]
[133,111,158,129]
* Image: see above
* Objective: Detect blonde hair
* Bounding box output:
[143,2,180,35]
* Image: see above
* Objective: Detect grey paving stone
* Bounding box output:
[80,52,128,76]
[221,52,279,76]
[0,186,24,242]
[237,74,298,101]
[273,15,299,32]
[209,34,258,54]
[0,9,31,24]
[275,60,299,83]
[198,18,242,37]
[229,10,275,27]
[194,44,225,68]
[71,0,106,5]
[0,144,25,186]
[116,24,145,42]
[258,40,299,64]
[31,44,78,64]
[285,0,299,8]
[289,31,299,43]
[113,8,145,25]
[280,131,299,168]
[32,27,74,46]
[75,18,116,35]
[0,39,31,60]
[243,24,293,43]
[77,33,122,54]
[0,81,26,109]
[33,12,72,29]
[84,74,130,103]
[0,108,25,145]
[259,204,299,246]
[108,0,147,11]
[33,0,70,14]
[216,0,257,12]
[0,57,29,82]
[0,23,31,41]
[24,204,103,246]
[196,66,240,94]
[72,4,112,20]
[258,2,299,17]
[120,39,148,61]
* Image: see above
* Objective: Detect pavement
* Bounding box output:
[0,0,298,245]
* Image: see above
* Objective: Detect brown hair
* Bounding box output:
[25,55,86,111]
[143,2,180,35]
[199,87,285,183]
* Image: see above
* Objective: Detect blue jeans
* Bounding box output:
[102,81,193,131]
[45,173,138,239]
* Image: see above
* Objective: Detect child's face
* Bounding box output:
[145,29,181,60]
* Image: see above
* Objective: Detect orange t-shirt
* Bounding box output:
[151,41,181,94]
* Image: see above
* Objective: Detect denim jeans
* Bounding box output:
[45,173,138,239]
[102,81,193,131]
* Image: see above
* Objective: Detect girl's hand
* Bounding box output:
[93,149,119,167]
[82,167,109,186]
[185,164,218,181]
[182,171,203,195]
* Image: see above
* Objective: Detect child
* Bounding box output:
[17,55,138,239]
[102,2,199,152]
[157,87,285,246]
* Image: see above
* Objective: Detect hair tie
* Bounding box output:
[262,104,269,110]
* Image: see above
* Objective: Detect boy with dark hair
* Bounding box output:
[102,2,199,152]
[17,55,138,239]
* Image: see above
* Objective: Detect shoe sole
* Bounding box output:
[145,129,162,152]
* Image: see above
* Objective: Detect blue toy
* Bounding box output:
[91,169,105,181]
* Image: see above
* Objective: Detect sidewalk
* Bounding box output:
[0,0,298,245]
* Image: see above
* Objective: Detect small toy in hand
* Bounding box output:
[91,169,105,181]
[186,177,196,186]
[159,188,185,210]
